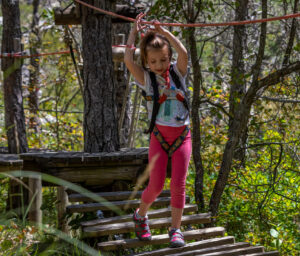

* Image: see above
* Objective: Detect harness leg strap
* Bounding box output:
[153,126,190,157]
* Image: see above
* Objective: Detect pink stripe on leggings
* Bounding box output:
[141,124,192,209]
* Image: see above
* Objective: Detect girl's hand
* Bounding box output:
[133,13,147,34]
[150,20,168,35]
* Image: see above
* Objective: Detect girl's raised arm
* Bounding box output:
[124,13,146,86]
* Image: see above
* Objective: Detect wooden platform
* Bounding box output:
[20,148,149,188]
[0,154,23,172]
[65,190,280,256]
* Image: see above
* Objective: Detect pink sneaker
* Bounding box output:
[169,228,185,247]
[133,209,152,241]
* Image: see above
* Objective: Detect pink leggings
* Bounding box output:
[141,124,192,209]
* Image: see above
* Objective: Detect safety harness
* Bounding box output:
[143,64,190,156]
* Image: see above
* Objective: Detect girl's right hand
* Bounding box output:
[134,13,147,34]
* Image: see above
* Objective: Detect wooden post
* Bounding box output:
[57,186,69,233]
[128,86,141,148]
[28,174,42,224]
[112,46,140,63]
[114,34,125,71]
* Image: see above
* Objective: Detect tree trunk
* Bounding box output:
[82,0,120,152]
[188,25,205,210]
[28,0,41,135]
[229,0,249,164]
[209,0,300,217]
[209,0,249,217]
[1,0,28,154]
[1,0,29,214]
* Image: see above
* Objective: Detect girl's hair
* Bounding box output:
[140,31,172,69]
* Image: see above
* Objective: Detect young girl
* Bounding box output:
[124,13,191,248]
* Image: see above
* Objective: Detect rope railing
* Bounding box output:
[74,0,300,27]
[0,45,134,59]
[0,50,76,59]
[2,1,299,59]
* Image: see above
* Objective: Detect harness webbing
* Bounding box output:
[169,66,190,112]
[145,65,190,134]
[153,125,190,157]
[146,71,160,134]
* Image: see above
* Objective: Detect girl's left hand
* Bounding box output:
[150,20,168,34]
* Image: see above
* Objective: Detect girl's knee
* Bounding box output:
[150,183,165,196]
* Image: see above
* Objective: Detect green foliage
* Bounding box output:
[0,0,299,255]
[0,171,116,255]
[149,2,300,255]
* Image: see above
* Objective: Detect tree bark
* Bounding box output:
[229,0,249,164]
[282,0,299,66]
[28,0,41,135]
[186,0,205,212]
[112,23,131,148]
[189,30,205,211]
[82,0,120,152]
[1,0,29,214]
[1,0,28,154]
[209,4,300,217]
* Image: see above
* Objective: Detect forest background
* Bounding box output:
[0,0,299,255]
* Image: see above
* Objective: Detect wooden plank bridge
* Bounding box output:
[0,148,280,255]
[67,189,280,256]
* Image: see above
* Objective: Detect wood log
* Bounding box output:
[54,4,145,25]
[132,242,249,256]
[51,165,141,186]
[67,196,181,213]
[83,212,211,237]
[57,186,69,233]
[81,204,197,227]
[112,47,140,63]
[184,246,265,256]
[69,190,171,203]
[0,154,23,171]
[98,236,235,253]
[28,174,42,224]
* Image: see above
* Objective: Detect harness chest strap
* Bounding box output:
[153,125,190,157]
[145,64,190,134]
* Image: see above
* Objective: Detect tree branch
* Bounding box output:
[257,61,300,90]
[260,96,300,103]
[200,98,231,117]
[282,0,299,66]
[250,0,267,82]
[244,141,297,149]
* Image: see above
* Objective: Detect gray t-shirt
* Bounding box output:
[138,63,190,127]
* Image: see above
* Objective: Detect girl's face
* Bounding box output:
[146,45,170,75]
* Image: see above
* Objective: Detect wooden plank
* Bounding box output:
[52,166,140,184]
[132,241,248,256]
[54,4,145,25]
[20,149,148,167]
[97,228,226,251]
[166,242,250,256]
[84,213,213,237]
[192,246,265,256]
[81,204,198,227]
[67,197,186,213]
[0,165,22,172]
[69,190,171,202]
[245,252,280,256]
[0,154,23,168]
